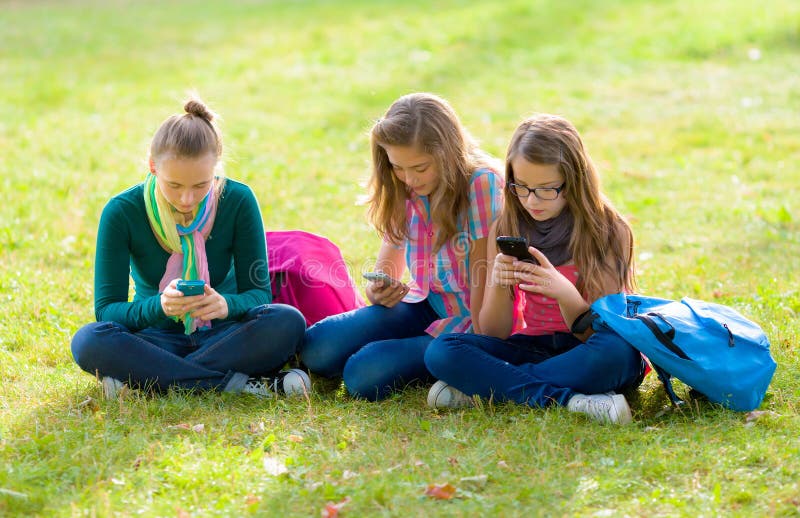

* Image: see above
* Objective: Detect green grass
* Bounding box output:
[1,0,799,515]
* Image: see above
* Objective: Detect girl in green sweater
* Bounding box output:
[71,97,308,399]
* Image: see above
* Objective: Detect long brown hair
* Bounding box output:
[497,114,636,301]
[367,93,499,250]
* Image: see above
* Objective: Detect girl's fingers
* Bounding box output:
[528,247,553,269]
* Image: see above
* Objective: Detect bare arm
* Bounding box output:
[467,236,489,334]
[478,222,517,338]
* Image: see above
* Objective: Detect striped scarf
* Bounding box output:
[144,173,218,334]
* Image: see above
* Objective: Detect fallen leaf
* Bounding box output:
[448,457,459,466]
[249,422,265,434]
[341,470,357,480]
[132,456,144,470]
[263,456,288,476]
[425,483,457,500]
[414,460,427,468]
[168,423,191,431]
[191,424,205,433]
[497,460,511,470]
[288,434,304,443]
[245,494,261,505]
[176,507,191,518]
[321,496,351,518]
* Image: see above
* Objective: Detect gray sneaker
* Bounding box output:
[427,380,473,408]
[566,393,632,424]
[102,376,125,400]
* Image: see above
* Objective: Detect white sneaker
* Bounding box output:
[567,393,632,424]
[279,368,312,397]
[102,376,125,400]
[427,380,473,408]
[242,369,311,399]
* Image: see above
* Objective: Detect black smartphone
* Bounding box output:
[176,279,206,296]
[496,236,536,263]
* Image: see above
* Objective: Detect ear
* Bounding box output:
[148,157,156,174]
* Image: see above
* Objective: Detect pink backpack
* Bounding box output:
[266,230,365,326]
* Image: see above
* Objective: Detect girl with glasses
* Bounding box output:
[424,114,646,424]
[71,97,309,399]
[300,93,504,401]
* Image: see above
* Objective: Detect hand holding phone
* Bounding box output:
[496,236,537,263]
[176,279,206,296]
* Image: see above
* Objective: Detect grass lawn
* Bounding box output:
[1,0,799,515]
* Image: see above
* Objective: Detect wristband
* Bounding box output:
[570,309,597,334]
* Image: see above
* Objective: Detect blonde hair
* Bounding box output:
[367,93,499,250]
[150,96,224,165]
[498,114,636,301]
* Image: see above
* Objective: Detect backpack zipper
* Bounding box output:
[723,323,735,347]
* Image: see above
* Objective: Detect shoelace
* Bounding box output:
[585,398,613,419]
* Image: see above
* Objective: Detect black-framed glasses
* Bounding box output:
[508,182,565,200]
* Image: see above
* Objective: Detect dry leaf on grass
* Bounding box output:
[321,496,351,518]
[424,483,457,500]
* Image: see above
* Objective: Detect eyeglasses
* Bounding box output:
[508,182,565,200]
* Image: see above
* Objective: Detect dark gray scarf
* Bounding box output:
[520,209,574,266]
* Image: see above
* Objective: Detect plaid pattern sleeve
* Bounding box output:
[403,168,504,337]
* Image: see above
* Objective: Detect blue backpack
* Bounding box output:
[589,293,776,412]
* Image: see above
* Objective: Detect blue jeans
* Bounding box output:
[424,330,646,407]
[71,304,306,393]
[300,300,440,401]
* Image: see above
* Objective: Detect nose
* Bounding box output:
[521,191,540,208]
[180,190,194,207]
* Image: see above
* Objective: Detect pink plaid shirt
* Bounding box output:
[399,169,504,337]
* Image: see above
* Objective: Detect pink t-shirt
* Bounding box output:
[514,264,581,336]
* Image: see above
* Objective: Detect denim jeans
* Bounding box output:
[71,304,306,393]
[300,300,440,401]
[424,330,646,408]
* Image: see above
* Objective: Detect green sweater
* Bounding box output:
[94,179,271,332]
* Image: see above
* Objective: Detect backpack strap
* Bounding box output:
[634,312,690,360]
[651,362,686,407]
[271,271,284,299]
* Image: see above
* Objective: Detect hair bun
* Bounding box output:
[184,98,215,122]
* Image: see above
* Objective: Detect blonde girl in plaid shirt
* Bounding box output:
[300,93,504,401]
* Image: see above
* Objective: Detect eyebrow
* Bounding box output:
[166,180,211,187]
[513,179,562,187]
[393,161,430,170]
